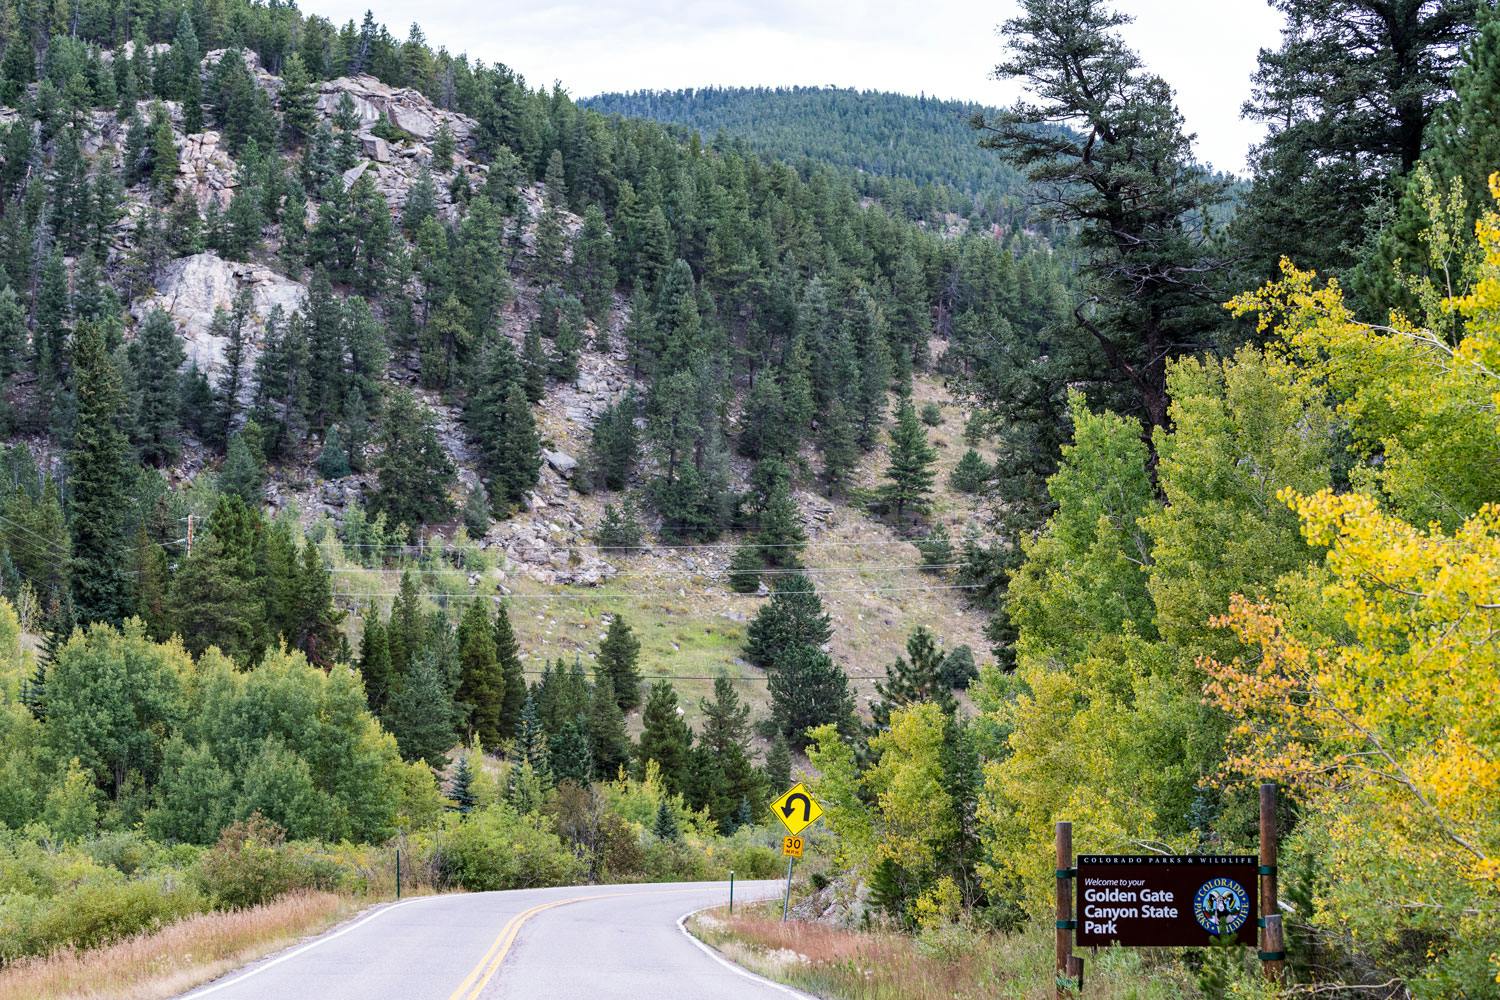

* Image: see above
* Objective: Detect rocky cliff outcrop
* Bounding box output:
[131,252,307,374]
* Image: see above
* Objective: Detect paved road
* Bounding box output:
[178,880,809,1000]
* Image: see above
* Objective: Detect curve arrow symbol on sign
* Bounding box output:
[779,793,813,823]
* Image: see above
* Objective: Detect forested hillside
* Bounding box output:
[0,0,1063,987]
[583,87,1048,232]
[0,0,1495,996]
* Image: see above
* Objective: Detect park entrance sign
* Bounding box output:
[1052,783,1286,998]
[1075,855,1257,947]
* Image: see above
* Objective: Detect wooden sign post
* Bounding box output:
[1259,782,1284,982]
[1055,821,1079,998]
[1053,783,1284,996]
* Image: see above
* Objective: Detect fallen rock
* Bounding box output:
[544,450,578,478]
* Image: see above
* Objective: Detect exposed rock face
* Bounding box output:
[315,75,475,144]
[132,252,307,374]
[175,130,238,208]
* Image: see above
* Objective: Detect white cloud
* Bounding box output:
[313,0,1285,173]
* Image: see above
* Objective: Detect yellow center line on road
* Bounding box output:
[445,886,706,1000]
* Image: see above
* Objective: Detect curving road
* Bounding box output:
[177,880,811,1000]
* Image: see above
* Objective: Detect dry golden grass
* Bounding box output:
[0,891,357,1000]
[689,904,1204,1000]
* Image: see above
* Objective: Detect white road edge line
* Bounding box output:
[178,894,448,998]
[676,904,821,1000]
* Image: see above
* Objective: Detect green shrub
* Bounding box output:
[432,804,585,890]
[194,815,302,910]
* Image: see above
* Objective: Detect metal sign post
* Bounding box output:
[781,856,795,921]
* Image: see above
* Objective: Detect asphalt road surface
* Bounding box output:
[177,879,813,1000]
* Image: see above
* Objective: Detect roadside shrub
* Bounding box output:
[432,804,585,890]
[195,815,301,910]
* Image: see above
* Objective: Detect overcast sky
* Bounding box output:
[312,1,1287,174]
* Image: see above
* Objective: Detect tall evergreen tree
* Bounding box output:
[386,647,454,769]
[768,645,853,750]
[744,573,833,668]
[456,598,503,747]
[371,390,455,533]
[494,601,527,741]
[637,679,692,794]
[597,614,643,711]
[882,398,937,525]
[872,625,956,727]
[67,322,134,625]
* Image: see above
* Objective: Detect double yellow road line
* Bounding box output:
[445,887,700,1000]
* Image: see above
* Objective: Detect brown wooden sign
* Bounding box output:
[1075,855,1258,948]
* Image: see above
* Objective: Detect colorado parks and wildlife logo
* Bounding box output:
[1193,877,1249,936]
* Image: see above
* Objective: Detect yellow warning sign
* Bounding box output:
[769,782,823,836]
[782,835,804,858]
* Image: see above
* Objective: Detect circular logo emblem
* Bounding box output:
[1193,878,1249,936]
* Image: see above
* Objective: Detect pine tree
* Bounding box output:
[521,320,547,402]
[371,390,456,533]
[872,625,955,727]
[278,52,317,147]
[462,485,491,537]
[0,284,25,382]
[817,398,858,497]
[769,645,853,750]
[914,524,955,573]
[493,383,541,510]
[68,321,134,626]
[727,543,762,594]
[387,647,454,769]
[594,500,643,549]
[516,693,552,785]
[744,573,832,668]
[494,602,527,741]
[573,204,617,323]
[637,680,692,794]
[755,480,806,567]
[882,398,937,525]
[950,448,990,494]
[763,734,792,793]
[212,293,253,447]
[588,672,633,780]
[358,606,392,714]
[597,614,643,711]
[130,309,185,465]
[457,598,503,747]
[432,123,456,172]
[653,798,680,841]
[697,677,762,831]
[549,715,594,787]
[220,421,267,504]
[449,753,477,814]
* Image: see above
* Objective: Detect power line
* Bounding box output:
[322,561,969,577]
[331,582,984,601]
